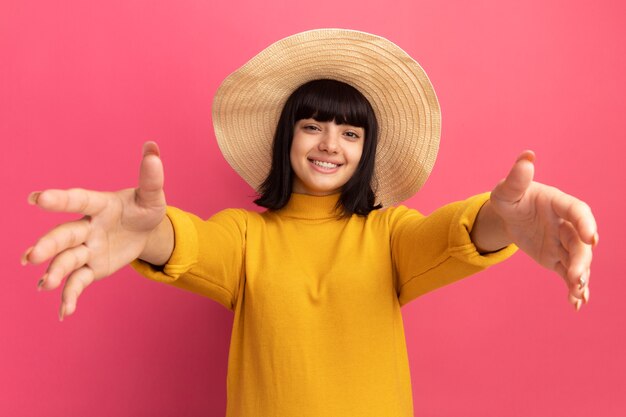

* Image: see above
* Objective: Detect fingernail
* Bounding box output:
[21,247,34,266]
[37,274,48,291]
[143,142,160,157]
[578,274,586,290]
[583,287,590,304]
[59,304,65,322]
[28,192,41,205]
[575,299,582,311]
[516,151,535,163]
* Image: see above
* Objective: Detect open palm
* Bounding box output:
[22,142,167,319]
[489,151,598,309]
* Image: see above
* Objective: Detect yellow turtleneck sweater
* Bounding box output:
[131,192,516,416]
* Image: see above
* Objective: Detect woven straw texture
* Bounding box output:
[212,28,441,207]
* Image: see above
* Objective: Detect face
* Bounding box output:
[290,118,364,196]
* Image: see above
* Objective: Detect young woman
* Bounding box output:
[22,30,597,416]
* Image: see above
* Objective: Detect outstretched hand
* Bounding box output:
[473,151,598,311]
[22,142,168,320]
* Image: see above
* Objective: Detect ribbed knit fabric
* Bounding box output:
[131,192,516,416]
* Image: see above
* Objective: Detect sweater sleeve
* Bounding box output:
[390,192,518,307]
[129,206,247,311]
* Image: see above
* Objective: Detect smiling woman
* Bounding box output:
[290,117,364,197]
[22,28,598,417]
[255,78,380,215]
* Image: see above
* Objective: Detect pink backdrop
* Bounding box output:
[2,0,624,415]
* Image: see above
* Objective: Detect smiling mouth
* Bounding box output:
[308,158,342,169]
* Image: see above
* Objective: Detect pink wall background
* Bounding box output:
[2,0,624,416]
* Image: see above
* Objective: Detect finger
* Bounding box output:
[554,262,582,302]
[39,244,91,291]
[567,270,591,304]
[564,271,589,311]
[59,266,96,320]
[576,269,591,305]
[28,188,109,216]
[568,292,579,305]
[568,292,583,311]
[559,220,593,293]
[556,261,584,309]
[558,245,570,269]
[491,151,535,204]
[136,141,165,209]
[24,218,90,265]
[551,193,598,246]
[583,287,589,304]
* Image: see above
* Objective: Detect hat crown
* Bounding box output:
[212,28,441,207]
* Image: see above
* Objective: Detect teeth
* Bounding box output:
[312,160,339,168]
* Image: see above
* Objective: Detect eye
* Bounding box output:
[303,124,321,131]
[344,130,362,140]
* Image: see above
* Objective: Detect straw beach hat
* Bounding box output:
[212,28,441,207]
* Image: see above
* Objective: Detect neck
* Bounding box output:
[276,193,343,220]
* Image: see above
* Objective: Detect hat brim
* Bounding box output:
[212,28,441,207]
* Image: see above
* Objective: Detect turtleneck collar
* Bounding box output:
[276,193,343,220]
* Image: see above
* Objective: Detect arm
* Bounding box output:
[392,194,518,306]
[469,151,598,310]
[22,142,171,320]
[139,215,174,266]
[130,206,247,311]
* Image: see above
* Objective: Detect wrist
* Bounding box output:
[470,199,511,254]
[138,216,174,266]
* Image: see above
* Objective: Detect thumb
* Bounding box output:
[137,141,165,208]
[491,150,535,204]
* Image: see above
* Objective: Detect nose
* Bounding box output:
[318,128,340,153]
